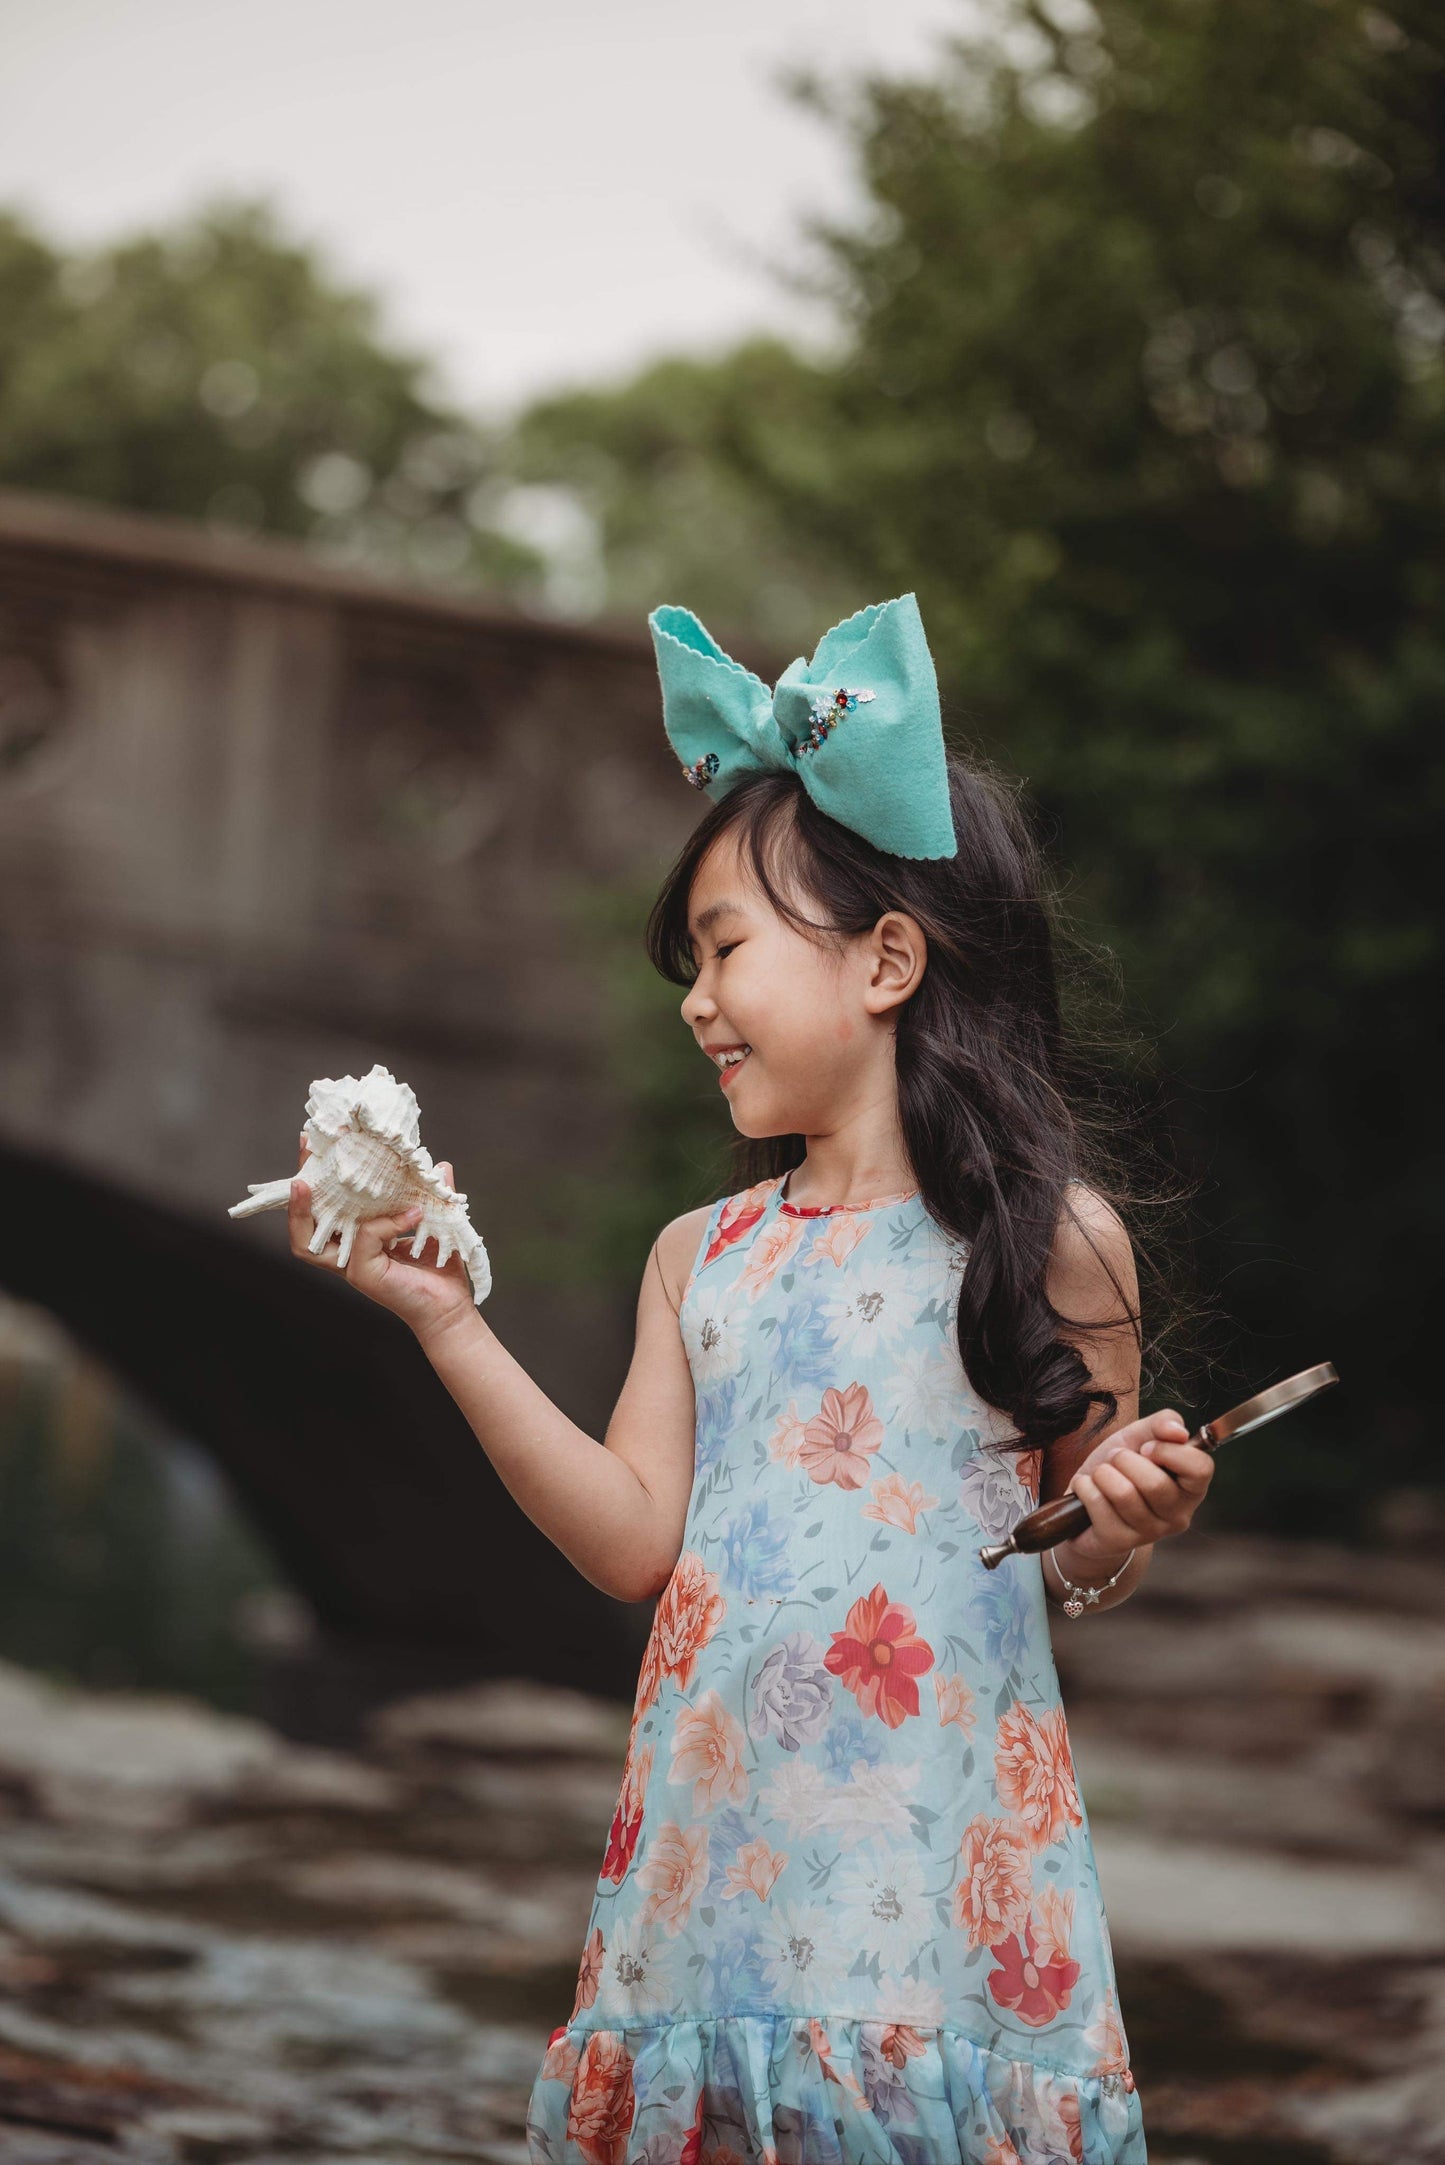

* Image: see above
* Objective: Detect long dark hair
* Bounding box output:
[645,756,1208,1460]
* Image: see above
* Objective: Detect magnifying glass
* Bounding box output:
[977,1361,1340,1571]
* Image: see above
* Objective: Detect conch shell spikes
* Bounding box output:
[227,1063,491,1305]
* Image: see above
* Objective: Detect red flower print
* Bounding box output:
[798,1383,885,1490]
[541,2025,581,2082]
[994,1702,1083,1850]
[652,1551,727,1695]
[986,1913,1082,2027]
[566,2031,636,2165]
[824,1582,934,1726]
[697,1180,776,1273]
[601,1742,652,1884]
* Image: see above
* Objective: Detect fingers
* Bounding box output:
[288,1172,320,1258]
[1137,1409,1189,1450]
[1070,1465,1149,1549]
[343,1202,424,1279]
[1073,1436,1214,1543]
[1135,1438,1215,1496]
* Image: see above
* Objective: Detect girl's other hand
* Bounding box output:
[1064,1409,1214,1566]
[287,1133,478,1341]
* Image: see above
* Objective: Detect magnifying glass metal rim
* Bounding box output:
[1197,1360,1338,1446]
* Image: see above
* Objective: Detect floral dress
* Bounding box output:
[526,1172,1146,2165]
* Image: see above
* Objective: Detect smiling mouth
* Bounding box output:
[715,1046,752,1082]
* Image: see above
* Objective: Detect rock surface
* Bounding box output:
[0,1529,1441,2162]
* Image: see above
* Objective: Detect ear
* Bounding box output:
[864,911,927,1015]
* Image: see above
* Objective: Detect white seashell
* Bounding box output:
[227,1063,491,1305]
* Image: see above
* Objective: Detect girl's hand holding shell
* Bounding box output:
[1063,1409,1215,1567]
[230,1065,491,1339]
[289,1136,479,1341]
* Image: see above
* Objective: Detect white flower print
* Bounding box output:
[957,1444,1036,1543]
[684,1301,747,1390]
[873,1972,948,2027]
[828,1757,923,1842]
[759,1756,838,1836]
[885,1341,967,1439]
[761,1755,922,1842]
[813,1271,914,1363]
[755,1896,850,1999]
[599,1909,680,2018]
[833,1844,932,1969]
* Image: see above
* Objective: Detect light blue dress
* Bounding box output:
[527,1171,1146,2165]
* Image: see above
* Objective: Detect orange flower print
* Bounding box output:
[697,1179,777,1275]
[994,1701,1083,1850]
[934,1671,978,1736]
[798,1383,885,1490]
[720,1835,788,1901]
[631,1623,664,1723]
[952,1812,1032,1948]
[982,2140,1024,2165]
[768,1399,810,1468]
[566,2030,636,2165]
[824,1583,935,1727]
[808,1216,872,1268]
[652,1552,727,1696]
[1083,1989,1135,2086]
[669,1687,750,1814]
[986,1912,1082,2027]
[739,1211,806,1300]
[873,2023,931,2071]
[636,1820,710,1935]
[571,1925,605,2016]
[1034,1884,1075,1968]
[806,2018,871,2112]
[863,1471,939,1532]
[601,1742,652,1884]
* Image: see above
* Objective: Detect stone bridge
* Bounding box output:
[0,486,724,1721]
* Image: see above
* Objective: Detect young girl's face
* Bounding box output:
[680,827,922,1138]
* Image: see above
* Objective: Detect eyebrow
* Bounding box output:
[687,898,743,950]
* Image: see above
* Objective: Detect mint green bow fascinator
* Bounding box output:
[648,592,957,860]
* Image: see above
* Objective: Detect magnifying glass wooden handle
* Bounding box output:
[977,1362,1338,1571]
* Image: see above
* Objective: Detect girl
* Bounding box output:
[287,594,1212,2165]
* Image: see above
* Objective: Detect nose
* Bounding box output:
[680,973,715,1031]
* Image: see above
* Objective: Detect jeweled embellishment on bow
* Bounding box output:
[682,750,721,790]
[793,685,876,757]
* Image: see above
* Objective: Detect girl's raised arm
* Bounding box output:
[288,1146,707,1605]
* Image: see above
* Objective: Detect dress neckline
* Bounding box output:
[774,1168,921,1216]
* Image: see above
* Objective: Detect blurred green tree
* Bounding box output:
[514,0,1444,1525]
[0,197,540,590]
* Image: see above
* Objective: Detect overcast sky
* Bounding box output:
[1,0,982,417]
